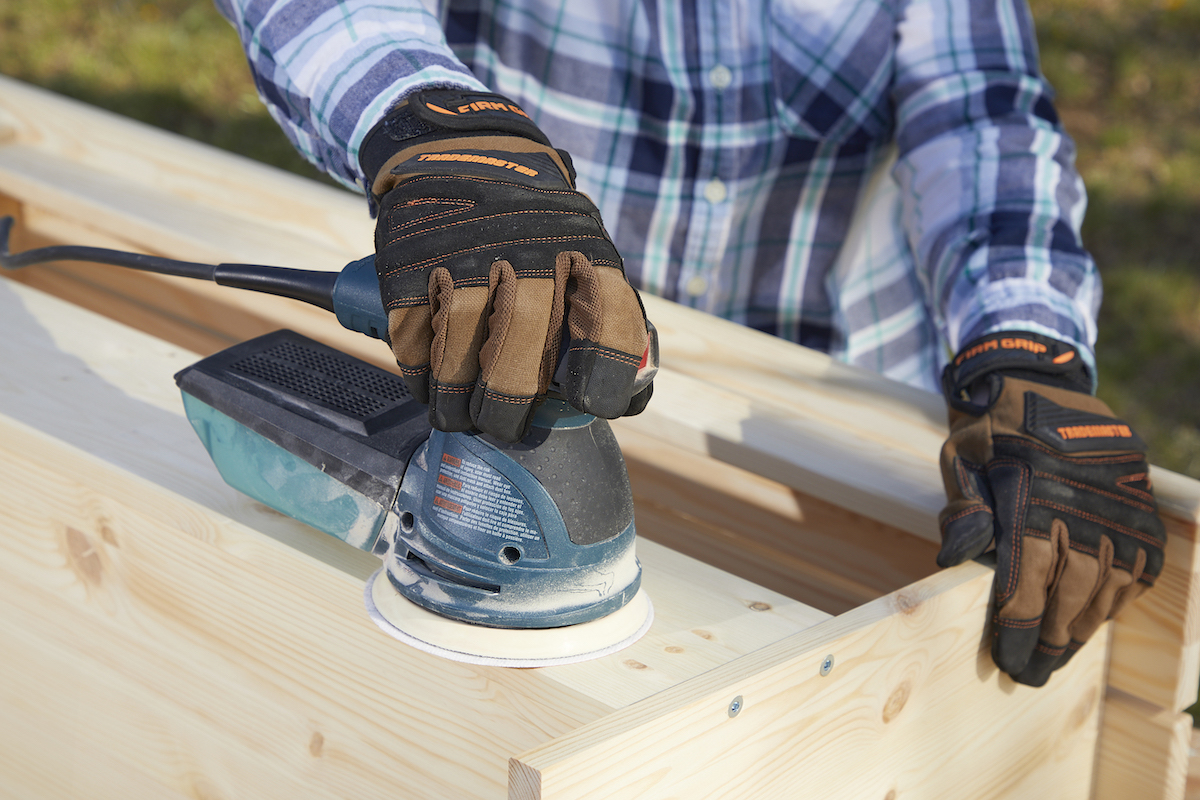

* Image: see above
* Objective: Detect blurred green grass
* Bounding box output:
[1036,0,1200,479]
[0,0,331,181]
[1,0,1198,482]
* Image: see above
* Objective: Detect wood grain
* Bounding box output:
[512,563,1107,800]
[613,425,942,614]
[1095,690,1192,800]
[1108,510,1200,713]
[0,416,605,799]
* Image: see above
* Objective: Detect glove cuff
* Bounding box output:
[360,89,560,196]
[943,331,1092,413]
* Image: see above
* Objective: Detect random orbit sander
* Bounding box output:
[0,217,657,667]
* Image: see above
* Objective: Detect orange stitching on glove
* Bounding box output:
[941,504,989,526]
[1030,499,1167,549]
[567,345,642,366]
[431,384,474,394]
[388,207,596,241]
[389,198,475,231]
[991,434,1147,465]
[482,388,537,404]
[1114,472,1156,504]
[1033,470,1157,514]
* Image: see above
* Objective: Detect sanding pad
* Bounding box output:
[364,568,654,668]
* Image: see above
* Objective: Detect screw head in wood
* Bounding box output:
[728,695,743,717]
[820,655,835,676]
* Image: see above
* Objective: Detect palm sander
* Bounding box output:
[0,217,656,667]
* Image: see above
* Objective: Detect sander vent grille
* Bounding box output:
[229,339,411,422]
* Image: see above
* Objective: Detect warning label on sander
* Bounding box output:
[431,440,548,559]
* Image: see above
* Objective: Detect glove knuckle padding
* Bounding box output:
[377,176,618,279]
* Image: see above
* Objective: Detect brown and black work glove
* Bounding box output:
[359,88,653,442]
[937,331,1166,686]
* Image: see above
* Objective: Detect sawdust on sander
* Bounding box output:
[364,568,654,667]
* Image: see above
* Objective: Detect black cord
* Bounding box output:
[0,216,217,280]
[0,215,338,312]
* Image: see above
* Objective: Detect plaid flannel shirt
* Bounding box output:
[214,0,1100,392]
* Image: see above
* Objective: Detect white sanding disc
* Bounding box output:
[364,568,654,668]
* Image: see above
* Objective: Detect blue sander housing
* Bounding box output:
[175,330,641,629]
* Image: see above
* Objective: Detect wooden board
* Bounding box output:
[1094,690,1192,800]
[512,564,1107,800]
[1,75,1198,798]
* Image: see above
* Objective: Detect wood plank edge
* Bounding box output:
[511,561,993,770]
[1094,688,1191,800]
[1109,512,1200,713]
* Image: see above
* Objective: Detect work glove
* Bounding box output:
[358,88,653,442]
[937,331,1166,686]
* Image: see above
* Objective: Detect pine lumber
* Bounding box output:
[510,563,1107,800]
[612,425,942,614]
[1094,690,1192,800]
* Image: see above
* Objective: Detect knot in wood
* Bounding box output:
[64,526,104,589]
[891,588,922,616]
[882,680,911,724]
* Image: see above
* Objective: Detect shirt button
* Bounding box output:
[703,178,727,204]
[709,64,733,90]
[685,276,708,297]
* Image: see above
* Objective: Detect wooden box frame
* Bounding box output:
[1,76,1197,799]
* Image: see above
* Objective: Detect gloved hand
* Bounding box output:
[937,331,1166,686]
[358,88,653,442]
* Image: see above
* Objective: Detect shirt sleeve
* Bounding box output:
[890,0,1101,380]
[212,0,489,191]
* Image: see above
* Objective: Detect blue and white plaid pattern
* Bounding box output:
[213,0,1100,391]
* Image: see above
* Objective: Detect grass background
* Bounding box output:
[1,0,1198,720]
[1036,0,1200,481]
